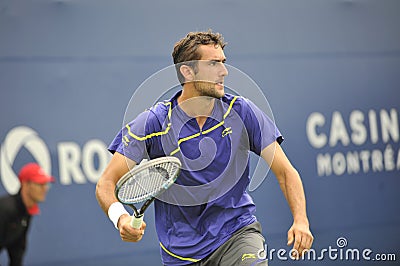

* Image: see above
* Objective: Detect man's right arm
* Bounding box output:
[95,152,145,242]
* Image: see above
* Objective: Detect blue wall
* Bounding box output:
[1,0,399,265]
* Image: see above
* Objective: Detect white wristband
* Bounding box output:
[108,202,129,230]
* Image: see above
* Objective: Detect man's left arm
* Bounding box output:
[261,141,314,259]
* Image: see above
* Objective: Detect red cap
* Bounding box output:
[18,163,55,184]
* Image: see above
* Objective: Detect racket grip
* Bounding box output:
[130,214,144,229]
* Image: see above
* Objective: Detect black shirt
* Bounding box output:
[0,192,31,266]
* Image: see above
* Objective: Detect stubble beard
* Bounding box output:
[194,81,224,99]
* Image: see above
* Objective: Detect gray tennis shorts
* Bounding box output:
[190,221,268,266]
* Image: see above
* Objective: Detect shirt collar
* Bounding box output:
[27,204,40,215]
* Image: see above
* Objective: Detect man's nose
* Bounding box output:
[220,63,228,76]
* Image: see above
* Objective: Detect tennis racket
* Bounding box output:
[115,156,181,229]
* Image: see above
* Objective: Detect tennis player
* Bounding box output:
[96,30,313,265]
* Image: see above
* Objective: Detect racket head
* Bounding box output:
[115,156,181,204]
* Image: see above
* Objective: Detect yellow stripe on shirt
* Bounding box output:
[159,242,200,263]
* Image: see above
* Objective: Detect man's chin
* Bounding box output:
[215,89,225,98]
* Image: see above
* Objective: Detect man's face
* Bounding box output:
[26,181,50,203]
[192,44,228,98]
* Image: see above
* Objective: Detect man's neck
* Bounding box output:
[178,87,215,130]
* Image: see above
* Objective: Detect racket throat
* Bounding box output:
[129,206,143,218]
[133,212,144,218]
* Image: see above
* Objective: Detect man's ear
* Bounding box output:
[180,64,194,82]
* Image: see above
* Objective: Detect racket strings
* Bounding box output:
[118,162,179,203]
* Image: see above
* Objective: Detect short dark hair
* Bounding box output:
[172,30,227,85]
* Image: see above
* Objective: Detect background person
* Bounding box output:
[0,163,54,266]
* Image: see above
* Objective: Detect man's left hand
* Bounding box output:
[287,221,314,259]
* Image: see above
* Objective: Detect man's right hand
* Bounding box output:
[118,214,146,242]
